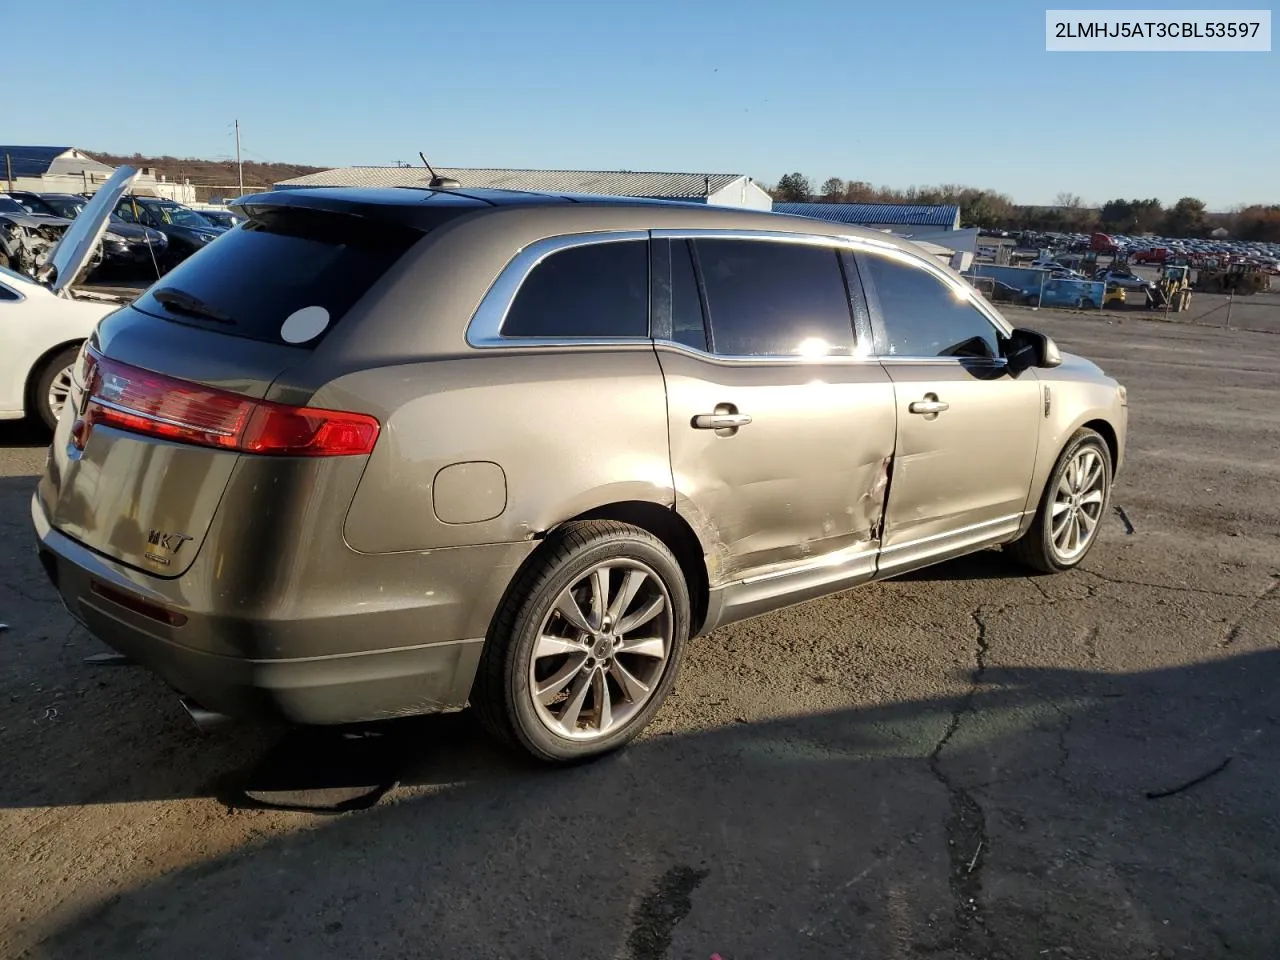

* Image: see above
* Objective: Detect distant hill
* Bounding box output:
[86,151,328,201]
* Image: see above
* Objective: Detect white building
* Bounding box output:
[275,166,773,210]
[0,146,197,203]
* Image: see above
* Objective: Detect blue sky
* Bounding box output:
[4,0,1275,208]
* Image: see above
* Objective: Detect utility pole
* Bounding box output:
[5,153,12,193]
[235,119,244,196]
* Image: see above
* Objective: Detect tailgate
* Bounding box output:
[36,200,427,578]
[38,309,303,578]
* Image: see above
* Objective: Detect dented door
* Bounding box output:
[659,347,897,585]
[878,359,1040,551]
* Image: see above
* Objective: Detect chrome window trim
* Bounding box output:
[653,338,878,365]
[465,230,650,348]
[464,226,1014,356]
[878,356,1009,367]
[655,228,1014,351]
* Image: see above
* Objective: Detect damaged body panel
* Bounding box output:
[874,359,1042,573]
[657,344,896,588]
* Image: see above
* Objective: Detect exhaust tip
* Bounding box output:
[180,697,232,733]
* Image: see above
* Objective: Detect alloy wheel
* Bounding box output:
[46,365,74,423]
[529,560,673,741]
[1050,446,1107,562]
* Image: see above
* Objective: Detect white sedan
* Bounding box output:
[0,266,115,428]
[0,166,141,429]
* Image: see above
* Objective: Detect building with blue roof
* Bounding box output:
[772,201,961,233]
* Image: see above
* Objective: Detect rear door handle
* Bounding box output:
[693,413,752,430]
[908,398,949,415]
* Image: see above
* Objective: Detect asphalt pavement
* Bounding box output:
[1,310,1278,960]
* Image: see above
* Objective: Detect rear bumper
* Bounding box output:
[32,492,528,725]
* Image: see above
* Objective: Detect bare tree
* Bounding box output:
[1054,192,1083,209]
[820,177,845,201]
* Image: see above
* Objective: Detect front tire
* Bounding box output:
[471,521,690,762]
[1008,429,1113,574]
[33,345,80,432]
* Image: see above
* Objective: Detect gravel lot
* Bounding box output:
[2,310,1278,960]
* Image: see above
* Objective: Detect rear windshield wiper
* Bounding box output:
[152,287,234,325]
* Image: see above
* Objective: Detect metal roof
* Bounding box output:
[276,166,750,198]
[772,201,960,227]
[0,146,72,178]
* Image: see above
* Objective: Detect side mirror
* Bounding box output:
[1005,327,1062,372]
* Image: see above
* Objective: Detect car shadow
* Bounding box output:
[888,547,1026,583]
[14,650,1280,959]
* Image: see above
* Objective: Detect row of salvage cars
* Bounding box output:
[1,189,239,279]
[1,168,238,429]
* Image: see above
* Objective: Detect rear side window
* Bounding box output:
[502,239,649,339]
[858,253,1000,359]
[692,239,855,357]
[130,208,431,346]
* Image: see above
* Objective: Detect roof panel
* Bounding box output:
[773,202,960,227]
[276,166,747,198]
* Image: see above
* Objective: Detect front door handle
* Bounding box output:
[908,394,949,416]
[693,412,753,430]
[908,400,948,415]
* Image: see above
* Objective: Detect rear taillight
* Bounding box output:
[71,346,379,457]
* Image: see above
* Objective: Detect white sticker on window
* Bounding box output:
[280,305,330,344]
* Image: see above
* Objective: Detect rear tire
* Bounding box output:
[471,520,690,763]
[33,345,81,432]
[1007,429,1113,574]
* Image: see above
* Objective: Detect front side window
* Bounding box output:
[858,252,1001,359]
[502,239,649,339]
[692,239,855,357]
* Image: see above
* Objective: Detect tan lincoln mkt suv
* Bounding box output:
[33,184,1127,761]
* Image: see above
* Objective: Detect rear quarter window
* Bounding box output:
[130,208,437,347]
[501,239,649,339]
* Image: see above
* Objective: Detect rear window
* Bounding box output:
[130,208,434,346]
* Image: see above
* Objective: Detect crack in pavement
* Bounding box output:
[927,607,998,958]
[1217,576,1280,648]
[1025,577,1054,602]
[1082,569,1260,600]
[1047,701,1075,792]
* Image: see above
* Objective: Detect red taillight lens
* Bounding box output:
[73,347,379,457]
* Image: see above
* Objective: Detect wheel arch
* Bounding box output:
[542,501,711,637]
[24,338,84,417]
[1082,417,1119,470]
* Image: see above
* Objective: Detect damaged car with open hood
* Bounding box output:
[1,167,144,427]
[32,185,1128,763]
